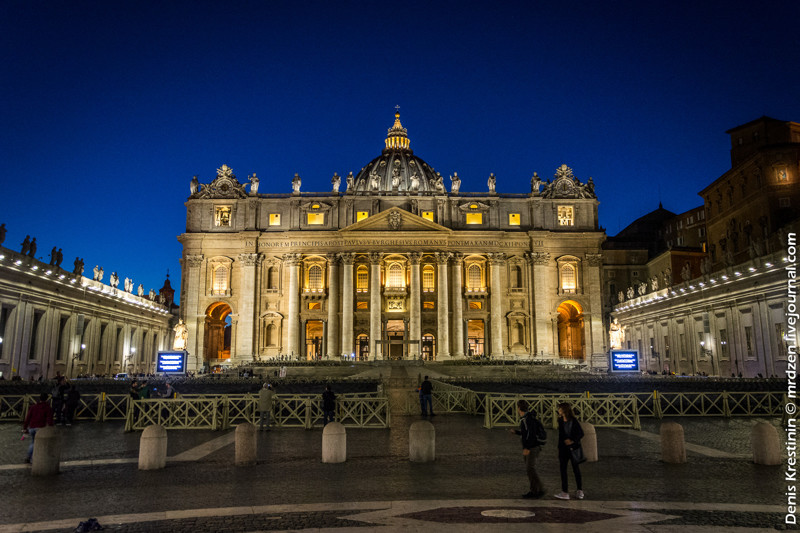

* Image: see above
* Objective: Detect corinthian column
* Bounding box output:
[369,252,382,360]
[451,252,464,358]
[436,252,451,360]
[489,253,506,358]
[340,253,354,356]
[284,253,301,358]
[182,254,203,371]
[409,252,421,359]
[235,253,260,363]
[326,253,340,359]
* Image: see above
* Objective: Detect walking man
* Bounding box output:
[22,393,54,463]
[508,399,546,499]
[322,385,336,425]
[258,383,275,431]
[420,376,434,417]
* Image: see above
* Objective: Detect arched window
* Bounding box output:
[387,263,404,288]
[267,266,278,289]
[561,264,576,292]
[308,264,323,290]
[467,264,482,290]
[511,265,522,288]
[213,266,228,295]
[356,265,368,292]
[422,265,435,292]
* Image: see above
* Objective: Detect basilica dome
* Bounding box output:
[350,112,446,194]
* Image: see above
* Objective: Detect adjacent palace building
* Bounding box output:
[179,112,607,371]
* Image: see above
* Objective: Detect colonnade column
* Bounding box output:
[451,253,464,359]
[369,252,382,360]
[284,253,301,359]
[409,252,421,359]
[340,253,354,357]
[436,252,451,360]
[183,254,204,371]
[235,253,259,363]
[326,253,340,359]
[489,253,505,359]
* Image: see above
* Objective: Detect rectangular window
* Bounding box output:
[29,310,44,360]
[308,302,321,310]
[307,213,325,225]
[56,315,69,361]
[508,213,520,226]
[215,206,232,227]
[422,211,434,222]
[356,301,368,310]
[557,206,574,226]
[466,213,482,225]
[269,213,281,226]
[744,326,754,358]
[422,267,435,292]
[356,268,368,292]
[423,301,435,310]
[469,301,482,310]
[719,329,729,360]
[357,211,369,222]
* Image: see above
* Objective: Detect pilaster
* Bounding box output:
[451,252,464,358]
[436,252,451,359]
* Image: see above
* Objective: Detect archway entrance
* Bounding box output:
[557,300,585,359]
[467,320,485,358]
[305,320,323,361]
[387,319,405,360]
[357,334,369,361]
[422,334,435,361]
[205,302,232,366]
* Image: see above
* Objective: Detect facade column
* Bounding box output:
[183,254,204,371]
[326,253,340,359]
[529,252,553,359]
[235,253,260,363]
[369,252,382,360]
[284,253,301,359]
[409,252,421,359]
[584,253,607,370]
[489,253,506,359]
[436,252,451,360]
[451,252,465,358]
[340,253,354,357]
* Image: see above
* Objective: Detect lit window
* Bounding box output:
[269,213,281,226]
[469,301,482,310]
[422,265,435,292]
[466,213,482,225]
[356,266,368,292]
[467,264,482,289]
[422,211,434,222]
[307,213,324,225]
[308,265,323,290]
[423,301,435,310]
[357,211,369,222]
[509,213,520,226]
[212,266,227,294]
[778,168,789,182]
[557,206,574,226]
[561,264,576,291]
[357,301,368,310]
[308,302,321,310]
[215,206,232,227]
[387,263,404,288]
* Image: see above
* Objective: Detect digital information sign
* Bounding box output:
[157,351,187,374]
[610,350,639,372]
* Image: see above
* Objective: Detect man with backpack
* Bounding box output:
[508,399,546,499]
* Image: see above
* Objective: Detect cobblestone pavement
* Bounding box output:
[0,414,793,531]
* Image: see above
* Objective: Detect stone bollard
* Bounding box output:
[579,421,598,462]
[751,422,781,465]
[322,422,346,463]
[235,423,258,466]
[409,420,435,462]
[660,421,687,463]
[139,425,168,470]
[31,426,61,476]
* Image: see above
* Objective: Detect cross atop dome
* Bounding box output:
[385,107,411,152]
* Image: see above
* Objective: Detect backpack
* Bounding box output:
[524,413,547,446]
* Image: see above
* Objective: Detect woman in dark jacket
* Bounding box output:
[554,402,584,500]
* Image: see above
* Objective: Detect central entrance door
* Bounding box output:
[305,320,323,360]
[467,319,485,358]
[386,319,405,360]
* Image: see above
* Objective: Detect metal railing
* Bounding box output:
[483,393,642,430]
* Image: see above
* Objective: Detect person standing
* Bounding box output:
[63,385,81,426]
[554,402,585,500]
[22,393,54,463]
[419,376,433,417]
[508,399,545,499]
[321,385,336,425]
[258,383,275,431]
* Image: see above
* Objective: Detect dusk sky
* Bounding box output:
[2,1,799,297]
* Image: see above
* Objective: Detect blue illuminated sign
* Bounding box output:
[157,351,187,374]
[611,350,639,372]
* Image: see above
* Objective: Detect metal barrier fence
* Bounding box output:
[483,394,641,429]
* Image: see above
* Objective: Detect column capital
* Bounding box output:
[408,251,422,265]
[326,252,340,264]
[185,254,204,268]
[282,252,302,266]
[369,252,382,265]
[527,251,550,265]
[585,253,603,267]
[487,252,506,265]
[340,252,355,265]
[238,253,260,266]
[435,251,452,264]
[451,252,465,263]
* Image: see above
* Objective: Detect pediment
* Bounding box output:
[340,207,451,233]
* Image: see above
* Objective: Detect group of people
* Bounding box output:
[257,383,338,430]
[21,377,82,464]
[511,399,585,501]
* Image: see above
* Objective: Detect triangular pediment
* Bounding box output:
[340,207,451,233]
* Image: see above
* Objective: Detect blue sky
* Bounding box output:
[2,0,799,298]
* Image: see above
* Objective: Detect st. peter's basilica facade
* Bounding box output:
[178,113,607,371]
